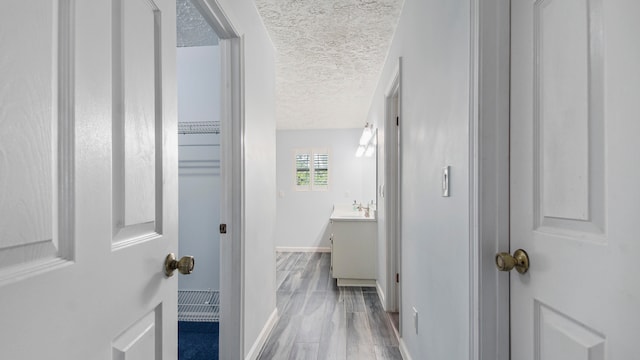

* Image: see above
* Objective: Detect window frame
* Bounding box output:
[293,148,330,191]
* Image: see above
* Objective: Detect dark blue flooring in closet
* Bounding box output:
[178,321,219,360]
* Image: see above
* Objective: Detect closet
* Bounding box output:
[177,44,221,323]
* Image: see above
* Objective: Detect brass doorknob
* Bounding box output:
[495,249,529,274]
[164,253,195,277]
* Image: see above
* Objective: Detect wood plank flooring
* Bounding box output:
[258,252,402,360]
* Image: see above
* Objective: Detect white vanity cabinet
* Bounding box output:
[330,215,377,287]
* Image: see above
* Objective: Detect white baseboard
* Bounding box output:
[376,281,387,311]
[399,338,413,360]
[244,308,279,360]
[275,246,331,253]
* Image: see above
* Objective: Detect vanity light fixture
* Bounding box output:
[364,145,375,157]
[355,122,376,157]
[359,123,374,145]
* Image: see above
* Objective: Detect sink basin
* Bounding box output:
[330,209,374,220]
[330,204,376,221]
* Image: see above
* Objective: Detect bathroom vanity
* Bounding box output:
[330,205,377,287]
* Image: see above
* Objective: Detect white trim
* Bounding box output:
[376,281,387,311]
[275,247,331,253]
[471,0,511,360]
[337,278,376,287]
[192,2,245,359]
[191,0,238,38]
[237,34,247,360]
[469,0,480,359]
[384,58,402,329]
[398,338,413,360]
[244,309,279,360]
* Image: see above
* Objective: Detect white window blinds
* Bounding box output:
[294,149,329,191]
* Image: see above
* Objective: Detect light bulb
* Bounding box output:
[359,124,373,145]
[364,146,375,157]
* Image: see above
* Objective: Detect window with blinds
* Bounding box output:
[296,154,311,186]
[313,153,329,187]
[294,149,329,191]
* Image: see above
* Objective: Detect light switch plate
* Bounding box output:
[442,166,450,197]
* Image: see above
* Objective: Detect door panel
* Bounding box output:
[533,0,606,237]
[0,0,178,358]
[511,0,640,358]
[535,302,605,360]
[0,0,73,279]
[538,0,590,221]
[112,308,162,360]
[112,0,163,243]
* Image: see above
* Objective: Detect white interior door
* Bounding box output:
[510,0,640,358]
[0,0,179,358]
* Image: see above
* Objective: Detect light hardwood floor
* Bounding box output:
[258,252,402,360]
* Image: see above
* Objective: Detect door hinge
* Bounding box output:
[396,273,400,283]
[219,224,227,234]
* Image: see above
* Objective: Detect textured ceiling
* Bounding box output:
[177,0,218,47]
[255,0,404,129]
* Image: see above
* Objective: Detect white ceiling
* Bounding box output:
[176,0,218,47]
[254,0,404,129]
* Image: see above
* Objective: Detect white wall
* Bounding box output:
[215,0,278,357]
[177,45,221,121]
[178,134,221,291]
[276,129,376,249]
[368,0,472,358]
[177,45,221,292]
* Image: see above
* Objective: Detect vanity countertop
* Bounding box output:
[330,204,376,222]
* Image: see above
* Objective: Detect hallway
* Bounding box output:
[258,252,401,359]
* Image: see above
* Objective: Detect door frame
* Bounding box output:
[469,0,510,360]
[191,1,245,359]
[384,58,402,325]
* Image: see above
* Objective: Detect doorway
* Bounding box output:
[384,59,402,336]
[176,0,245,359]
[176,2,222,358]
[474,0,640,359]
[472,0,510,359]
[506,0,638,359]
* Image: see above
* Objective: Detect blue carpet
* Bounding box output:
[178,321,219,360]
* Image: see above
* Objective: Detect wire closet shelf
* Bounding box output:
[178,289,220,322]
[178,121,220,134]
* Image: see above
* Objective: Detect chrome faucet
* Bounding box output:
[357,203,371,217]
